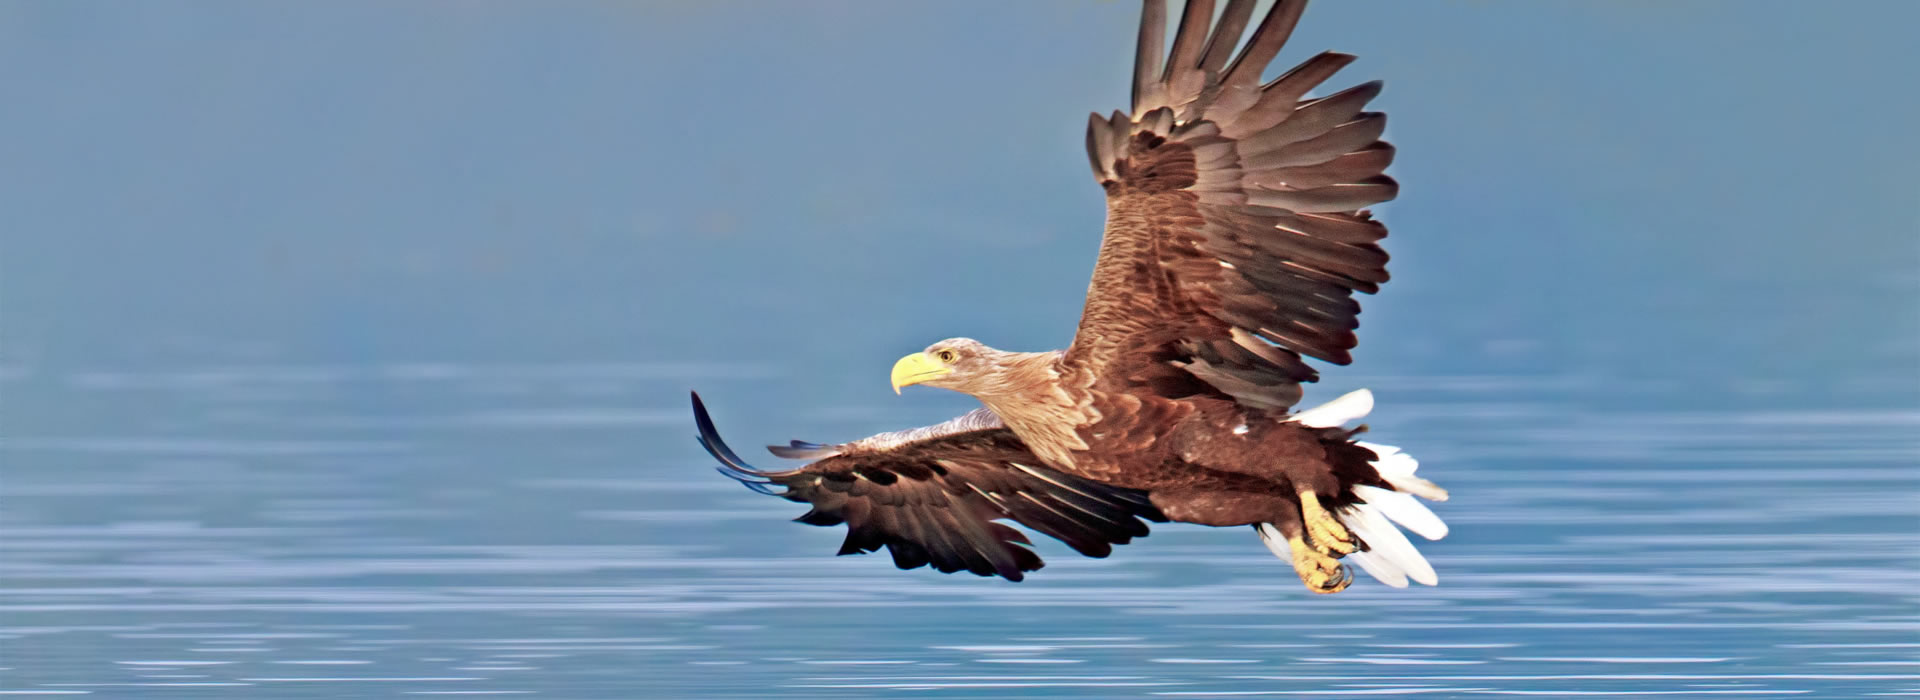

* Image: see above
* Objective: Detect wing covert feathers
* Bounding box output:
[691,393,1164,581]
[1072,0,1396,412]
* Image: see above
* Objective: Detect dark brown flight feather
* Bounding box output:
[692,393,1164,582]
[1069,0,1398,413]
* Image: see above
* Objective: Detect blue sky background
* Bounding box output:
[4,1,1915,419]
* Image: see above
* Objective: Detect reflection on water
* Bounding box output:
[2,363,1916,698]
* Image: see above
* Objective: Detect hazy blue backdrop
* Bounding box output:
[3,1,1916,697]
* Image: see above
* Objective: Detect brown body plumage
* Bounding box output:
[695,0,1450,593]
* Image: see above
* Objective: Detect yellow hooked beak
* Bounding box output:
[890,352,952,394]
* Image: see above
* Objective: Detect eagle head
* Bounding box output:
[890,338,1006,396]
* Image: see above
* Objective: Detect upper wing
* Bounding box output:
[1067,0,1396,412]
[690,393,1165,581]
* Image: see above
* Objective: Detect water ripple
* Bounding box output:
[4,366,1914,696]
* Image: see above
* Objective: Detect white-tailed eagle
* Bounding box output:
[694,0,1446,593]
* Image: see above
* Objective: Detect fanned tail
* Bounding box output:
[1337,435,1447,588]
[1260,388,1451,589]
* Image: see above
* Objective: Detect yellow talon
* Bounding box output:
[1298,489,1355,555]
[1287,534,1352,594]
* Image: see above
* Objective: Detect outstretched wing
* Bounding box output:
[691,393,1165,582]
[1067,0,1396,412]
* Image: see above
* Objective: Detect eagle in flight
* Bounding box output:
[693,0,1447,593]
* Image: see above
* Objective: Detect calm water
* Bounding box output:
[2,362,1914,698]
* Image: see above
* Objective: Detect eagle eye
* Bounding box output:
[935,349,959,364]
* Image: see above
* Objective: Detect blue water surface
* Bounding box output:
[2,364,1915,697]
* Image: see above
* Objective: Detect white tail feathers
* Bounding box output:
[1341,499,1438,586]
[1345,550,1407,588]
[1255,522,1292,560]
[1337,437,1449,588]
[1256,391,1452,590]
[1287,389,1373,428]
[1357,440,1448,502]
[1352,485,1448,540]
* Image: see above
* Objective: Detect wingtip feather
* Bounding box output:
[690,392,780,479]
